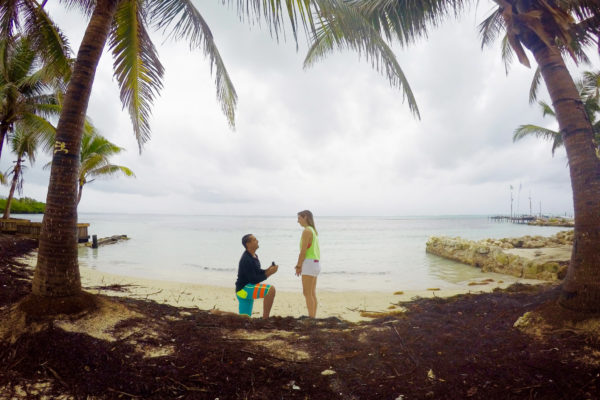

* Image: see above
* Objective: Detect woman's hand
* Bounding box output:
[295,264,302,277]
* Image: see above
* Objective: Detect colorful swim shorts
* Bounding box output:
[235,283,271,316]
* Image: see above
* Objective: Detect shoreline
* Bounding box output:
[20,252,547,322]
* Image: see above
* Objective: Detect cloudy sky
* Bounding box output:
[3,1,596,216]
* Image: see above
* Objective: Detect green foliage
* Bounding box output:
[0,197,45,214]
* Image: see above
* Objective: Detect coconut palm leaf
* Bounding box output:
[10,126,38,164]
[149,0,238,129]
[110,0,164,150]
[513,123,564,156]
[88,164,135,179]
[538,100,556,118]
[19,112,57,152]
[21,1,72,81]
[76,130,135,205]
[479,8,504,49]
[0,0,21,39]
[304,0,420,118]
[529,66,543,104]
[0,35,67,161]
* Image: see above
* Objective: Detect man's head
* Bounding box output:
[242,234,259,252]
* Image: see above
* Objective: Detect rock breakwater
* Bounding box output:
[426,231,573,281]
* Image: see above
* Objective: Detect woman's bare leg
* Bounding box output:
[302,275,317,318]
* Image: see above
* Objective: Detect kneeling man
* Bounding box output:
[235,234,278,319]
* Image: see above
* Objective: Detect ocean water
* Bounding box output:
[23,214,570,292]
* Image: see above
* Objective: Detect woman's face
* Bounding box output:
[297,214,307,226]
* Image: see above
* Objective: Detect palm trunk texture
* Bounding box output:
[31,0,119,299]
[2,160,20,219]
[527,40,600,312]
[0,124,7,161]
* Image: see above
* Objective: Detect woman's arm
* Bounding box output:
[295,228,312,276]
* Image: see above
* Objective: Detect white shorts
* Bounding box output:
[302,259,321,276]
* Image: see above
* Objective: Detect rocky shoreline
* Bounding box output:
[528,217,574,227]
[426,230,573,281]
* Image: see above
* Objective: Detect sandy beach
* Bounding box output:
[20,252,544,322]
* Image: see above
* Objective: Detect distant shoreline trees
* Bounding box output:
[0,197,45,214]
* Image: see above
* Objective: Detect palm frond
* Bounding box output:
[56,0,95,16]
[528,66,542,104]
[18,112,57,153]
[221,0,315,43]
[110,0,164,151]
[354,0,467,45]
[305,0,420,118]
[513,124,562,154]
[479,8,504,49]
[10,126,39,164]
[149,0,237,128]
[500,34,514,75]
[88,164,135,179]
[21,1,72,81]
[0,0,20,39]
[539,100,556,118]
[582,70,600,98]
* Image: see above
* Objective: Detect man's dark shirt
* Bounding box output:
[235,250,267,292]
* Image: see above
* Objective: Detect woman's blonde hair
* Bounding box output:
[297,210,317,235]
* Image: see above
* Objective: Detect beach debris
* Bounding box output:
[321,369,336,376]
[426,288,440,291]
[359,309,407,318]
[85,234,129,248]
[427,369,436,380]
[288,380,301,390]
[395,396,405,400]
[393,291,404,295]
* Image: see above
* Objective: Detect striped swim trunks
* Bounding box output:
[236,283,271,316]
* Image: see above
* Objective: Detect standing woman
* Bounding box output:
[295,210,320,318]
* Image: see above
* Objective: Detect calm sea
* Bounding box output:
[22,214,570,292]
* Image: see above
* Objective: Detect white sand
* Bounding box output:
[19,253,544,322]
[77,267,543,322]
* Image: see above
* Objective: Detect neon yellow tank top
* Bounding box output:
[301,226,320,260]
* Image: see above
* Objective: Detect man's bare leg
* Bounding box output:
[263,286,276,319]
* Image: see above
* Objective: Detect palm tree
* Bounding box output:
[308,0,600,313]
[0,35,67,162]
[2,128,40,219]
[16,0,241,312]
[77,131,135,206]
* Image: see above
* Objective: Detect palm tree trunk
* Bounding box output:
[31,0,119,300]
[77,184,84,206]
[529,42,600,312]
[2,160,21,219]
[0,123,8,161]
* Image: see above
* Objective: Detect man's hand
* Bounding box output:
[266,264,278,277]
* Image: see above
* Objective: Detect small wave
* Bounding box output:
[183,263,236,272]
[321,270,391,276]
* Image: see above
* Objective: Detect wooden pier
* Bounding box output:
[489,215,537,224]
[0,218,90,242]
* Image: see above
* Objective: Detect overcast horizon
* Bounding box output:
[1,1,595,217]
